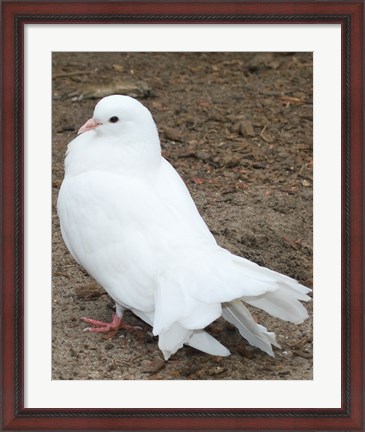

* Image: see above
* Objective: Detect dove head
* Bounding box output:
[78,95,155,136]
[66,95,162,176]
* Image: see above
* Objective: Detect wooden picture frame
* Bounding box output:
[2,1,363,430]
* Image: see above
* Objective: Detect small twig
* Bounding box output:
[291,336,311,349]
[53,71,92,80]
[282,235,299,251]
[293,350,313,359]
[297,172,313,182]
[259,124,272,143]
[53,271,69,278]
[259,124,268,136]
[280,95,305,104]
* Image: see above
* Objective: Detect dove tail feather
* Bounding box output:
[188,330,230,357]
[158,323,230,360]
[222,300,281,356]
[158,322,193,360]
[242,282,311,324]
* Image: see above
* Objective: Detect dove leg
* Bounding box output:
[81,305,142,333]
[81,313,124,332]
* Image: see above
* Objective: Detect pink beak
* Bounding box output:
[78,118,100,135]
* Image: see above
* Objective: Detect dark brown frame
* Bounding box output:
[2,1,363,431]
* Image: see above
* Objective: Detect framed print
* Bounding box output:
[2,1,363,431]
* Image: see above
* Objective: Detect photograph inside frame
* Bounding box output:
[52,52,313,381]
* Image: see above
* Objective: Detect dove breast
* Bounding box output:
[57,157,217,313]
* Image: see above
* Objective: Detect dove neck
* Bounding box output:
[65,132,162,177]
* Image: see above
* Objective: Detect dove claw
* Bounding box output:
[81,313,143,334]
[80,313,122,333]
[81,316,113,327]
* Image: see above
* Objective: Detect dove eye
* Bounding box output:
[109,116,119,123]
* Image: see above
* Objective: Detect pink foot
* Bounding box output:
[81,313,142,333]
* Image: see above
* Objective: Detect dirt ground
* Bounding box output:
[52,52,313,381]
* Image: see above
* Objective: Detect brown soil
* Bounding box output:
[52,52,313,380]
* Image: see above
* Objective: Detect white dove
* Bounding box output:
[57,95,311,361]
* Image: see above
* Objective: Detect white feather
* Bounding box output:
[222,301,280,356]
[188,331,230,357]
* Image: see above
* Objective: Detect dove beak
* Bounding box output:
[78,118,100,135]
